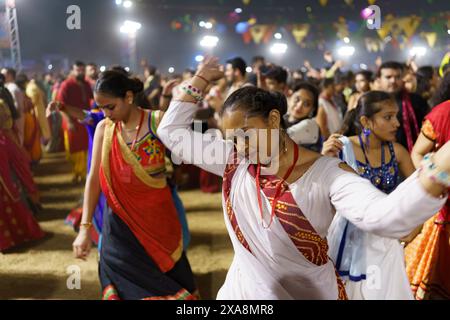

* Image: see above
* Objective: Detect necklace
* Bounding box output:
[118,110,145,152]
[255,142,299,229]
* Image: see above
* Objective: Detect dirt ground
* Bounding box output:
[0,153,233,300]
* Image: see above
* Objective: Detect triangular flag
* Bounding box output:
[250,25,269,44]
[290,24,310,44]
[421,32,437,48]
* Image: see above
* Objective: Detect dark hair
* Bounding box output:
[320,78,334,90]
[292,82,320,117]
[3,68,16,80]
[340,91,393,136]
[226,57,247,76]
[87,62,97,68]
[145,65,157,76]
[109,65,129,76]
[94,71,144,99]
[430,71,450,107]
[73,61,85,68]
[220,86,288,129]
[416,66,435,98]
[0,73,19,120]
[377,61,404,78]
[252,56,265,65]
[265,66,288,85]
[355,70,373,82]
[15,73,29,91]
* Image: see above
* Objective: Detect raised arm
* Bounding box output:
[327,142,450,238]
[157,57,233,177]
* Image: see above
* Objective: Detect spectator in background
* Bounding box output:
[225,57,252,98]
[56,61,93,183]
[86,63,99,90]
[348,70,373,111]
[416,66,440,105]
[377,61,429,152]
[264,65,289,95]
[317,77,342,139]
[143,65,161,109]
[1,68,25,145]
[248,55,266,86]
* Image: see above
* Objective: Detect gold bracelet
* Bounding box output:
[80,222,92,229]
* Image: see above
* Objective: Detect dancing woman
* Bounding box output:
[157,57,449,299]
[72,71,196,300]
[323,91,416,299]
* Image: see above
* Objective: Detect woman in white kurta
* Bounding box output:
[157,57,449,300]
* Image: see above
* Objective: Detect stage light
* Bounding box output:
[360,63,368,70]
[274,33,282,40]
[115,0,123,5]
[123,0,133,8]
[125,67,130,72]
[204,22,213,29]
[168,67,175,74]
[199,21,206,28]
[246,67,253,73]
[120,20,142,36]
[200,35,219,48]
[270,43,288,55]
[337,45,355,57]
[100,66,106,72]
[409,46,427,57]
[235,8,243,14]
[48,64,53,70]
[195,55,205,62]
[343,37,350,44]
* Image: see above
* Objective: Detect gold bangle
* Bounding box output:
[80,222,92,229]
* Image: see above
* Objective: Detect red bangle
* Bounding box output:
[194,74,210,84]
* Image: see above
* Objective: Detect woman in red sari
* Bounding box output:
[72,71,197,300]
[407,72,450,299]
[0,98,45,252]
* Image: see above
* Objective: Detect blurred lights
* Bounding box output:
[337,45,355,57]
[120,20,142,36]
[343,37,350,44]
[123,0,133,8]
[195,55,205,62]
[270,43,288,55]
[100,66,106,72]
[48,64,53,70]
[409,46,427,57]
[274,33,282,40]
[246,67,253,73]
[125,67,130,72]
[235,8,243,14]
[168,67,175,74]
[200,35,219,48]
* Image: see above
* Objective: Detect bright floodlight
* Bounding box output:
[204,22,213,29]
[100,66,106,72]
[270,43,288,55]
[195,55,205,62]
[123,0,133,8]
[343,37,350,44]
[337,45,355,57]
[274,33,282,40]
[125,67,130,72]
[48,64,53,70]
[447,29,450,35]
[409,46,427,57]
[235,8,243,14]
[360,63,368,70]
[168,67,175,74]
[115,0,123,5]
[120,20,142,36]
[200,35,219,48]
[246,67,253,73]
[199,21,206,28]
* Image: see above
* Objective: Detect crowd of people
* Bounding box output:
[0,49,449,300]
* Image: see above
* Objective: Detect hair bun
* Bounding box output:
[129,77,144,94]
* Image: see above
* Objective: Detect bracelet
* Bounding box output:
[80,222,92,229]
[194,74,210,85]
[420,153,450,188]
[181,84,204,102]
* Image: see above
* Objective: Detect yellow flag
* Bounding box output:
[291,24,310,44]
[421,32,437,48]
[319,0,328,7]
[250,25,269,44]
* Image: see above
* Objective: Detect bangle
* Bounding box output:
[80,222,92,229]
[194,74,210,85]
[420,153,450,188]
[181,84,204,102]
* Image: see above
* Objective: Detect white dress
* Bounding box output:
[327,137,413,300]
[157,101,446,300]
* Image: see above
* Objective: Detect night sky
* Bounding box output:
[11,0,450,73]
